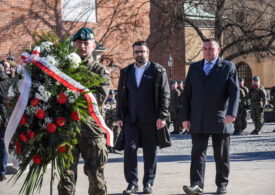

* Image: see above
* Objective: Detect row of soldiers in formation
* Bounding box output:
[235,76,268,135]
[103,75,274,150]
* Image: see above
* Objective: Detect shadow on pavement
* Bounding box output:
[230,151,275,161]
[107,150,275,164]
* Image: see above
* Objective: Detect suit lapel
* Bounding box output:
[138,61,151,88]
[205,57,223,77]
[199,60,206,77]
[129,64,138,88]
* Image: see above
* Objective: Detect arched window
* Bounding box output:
[236,62,252,89]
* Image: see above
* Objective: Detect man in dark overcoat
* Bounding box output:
[182,38,239,195]
[116,41,170,194]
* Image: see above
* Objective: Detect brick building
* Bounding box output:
[0,0,186,88]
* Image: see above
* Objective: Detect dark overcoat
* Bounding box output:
[182,57,239,134]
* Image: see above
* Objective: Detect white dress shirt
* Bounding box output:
[134,62,148,87]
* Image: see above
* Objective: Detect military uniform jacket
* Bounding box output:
[81,57,110,137]
[182,57,239,134]
[0,71,10,126]
[249,85,266,107]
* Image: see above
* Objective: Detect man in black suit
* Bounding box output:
[116,41,170,194]
[182,38,239,195]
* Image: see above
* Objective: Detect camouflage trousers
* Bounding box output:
[234,107,247,132]
[58,135,108,195]
[106,121,120,146]
[251,106,264,131]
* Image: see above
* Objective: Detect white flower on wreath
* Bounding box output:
[74,91,81,98]
[46,55,59,67]
[68,96,75,104]
[35,92,43,100]
[64,89,71,96]
[38,85,45,93]
[44,117,52,124]
[8,86,15,97]
[17,79,24,93]
[66,53,81,69]
[35,90,51,102]
[16,65,23,74]
[40,41,53,52]
[55,81,61,86]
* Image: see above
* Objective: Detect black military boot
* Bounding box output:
[250,129,258,135]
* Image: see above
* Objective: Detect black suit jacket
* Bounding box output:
[125,62,156,123]
[182,57,239,134]
[116,61,171,148]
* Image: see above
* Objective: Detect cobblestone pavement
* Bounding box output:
[0,120,275,195]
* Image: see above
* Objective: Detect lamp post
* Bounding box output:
[168,54,173,82]
[7,52,15,62]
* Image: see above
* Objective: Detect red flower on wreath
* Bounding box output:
[57,145,67,153]
[20,115,27,125]
[33,154,42,165]
[71,111,79,121]
[15,140,22,155]
[36,108,45,119]
[57,92,67,104]
[28,130,34,139]
[31,98,40,106]
[56,117,65,127]
[19,132,28,143]
[8,101,12,108]
[46,123,56,133]
[16,144,22,155]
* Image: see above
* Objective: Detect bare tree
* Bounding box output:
[150,0,275,62]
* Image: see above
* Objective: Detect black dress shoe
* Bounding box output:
[250,129,258,135]
[216,186,227,194]
[183,185,203,195]
[143,183,153,194]
[123,184,138,194]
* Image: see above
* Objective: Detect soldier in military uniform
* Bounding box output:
[249,76,267,135]
[170,81,181,134]
[175,80,185,134]
[233,87,246,135]
[239,78,249,131]
[104,90,119,153]
[58,27,110,195]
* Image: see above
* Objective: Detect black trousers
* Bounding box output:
[190,134,230,189]
[123,121,157,186]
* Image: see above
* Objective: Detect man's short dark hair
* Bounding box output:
[203,38,220,47]
[133,41,148,49]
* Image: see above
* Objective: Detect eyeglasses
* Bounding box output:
[134,50,146,54]
[203,47,216,51]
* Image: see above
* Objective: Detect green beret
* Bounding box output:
[239,78,244,82]
[177,80,183,84]
[109,90,114,95]
[253,76,260,81]
[171,80,177,85]
[72,27,95,42]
